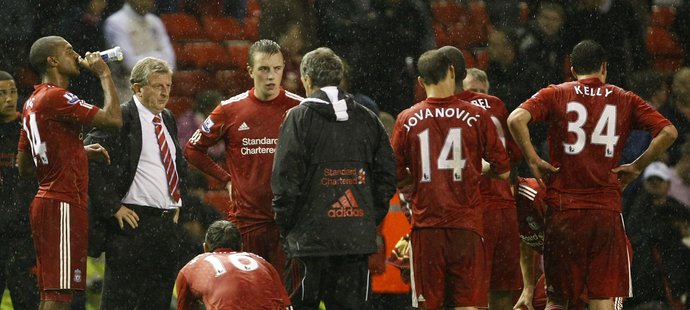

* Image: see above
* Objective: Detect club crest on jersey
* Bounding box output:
[63,92,80,105]
[201,117,214,133]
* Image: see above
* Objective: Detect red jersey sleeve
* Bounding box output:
[481,109,511,175]
[48,89,99,125]
[391,114,410,183]
[629,91,672,136]
[175,270,198,310]
[185,105,232,182]
[18,125,29,153]
[518,87,554,124]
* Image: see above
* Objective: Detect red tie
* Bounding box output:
[153,116,181,203]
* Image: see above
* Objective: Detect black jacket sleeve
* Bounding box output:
[369,113,397,225]
[271,108,308,234]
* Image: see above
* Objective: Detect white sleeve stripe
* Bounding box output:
[221,91,249,106]
[517,187,537,201]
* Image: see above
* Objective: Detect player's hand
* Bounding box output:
[84,143,110,165]
[115,205,139,229]
[611,163,641,191]
[79,51,112,78]
[513,286,535,310]
[173,207,180,224]
[527,157,559,188]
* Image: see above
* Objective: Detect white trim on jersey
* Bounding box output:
[409,238,418,308]
[365,269,370,301]
[285,90,304,102]
[60,202,71,289]
[221,91,249,106]
[621,214,633,298]
[518,183,538,201]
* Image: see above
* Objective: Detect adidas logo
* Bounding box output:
[328,189,364,218]
[238,122,250,131]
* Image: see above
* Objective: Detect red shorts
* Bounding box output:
[238,221,286,273]
[30,198,87,300]
[410,228,487,309]
[483,207,522,291]
[543,209,631,300]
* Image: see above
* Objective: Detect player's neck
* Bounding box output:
[424,83,454,99]
[42,72,70,89]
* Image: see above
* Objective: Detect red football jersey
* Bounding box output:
[519,78,671,211]
[457,90,517,208]
[18,84,99,207]
[176,250,291,310]
[185,88,302,229]
[391,96,511,233]
[515,177,546,253]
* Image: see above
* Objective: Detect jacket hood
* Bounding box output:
[300,86,351,121]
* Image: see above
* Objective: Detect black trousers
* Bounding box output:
[0,231,39,308]
[289,255,371,310]
[100,205,180,310]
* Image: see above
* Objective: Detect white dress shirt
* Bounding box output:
[121,96,182,209]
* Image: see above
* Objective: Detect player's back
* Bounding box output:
[179,251,289,309]
[20,84,97,206]
[520,78,671,210]
[392,96,510,232]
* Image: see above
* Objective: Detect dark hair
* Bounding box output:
[205,220,242,252]
[571,40,607,75]
[29,36,63,73]
[300,47,344,87]
[248,39,282,68]
[438,46,466,89]
[417,49,452,85]
[0,71,13,81]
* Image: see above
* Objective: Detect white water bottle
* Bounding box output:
[99,46,123,63]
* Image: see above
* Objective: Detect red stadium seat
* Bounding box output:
[184,42,233,70]
[202,16,244,42]
[244,17,260,41]
[646,27,685,73]
[434,23,452,47]
[171,70,213,97]
[226,42,251,69]
[215,69,253,96]
[431,1,466,26]
[473,48,490,70]
[247,0,261,18]
[649,5,676,29]
[166,96,194,118]
[161,13,206,42]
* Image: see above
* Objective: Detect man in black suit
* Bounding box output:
[86,56,187,309]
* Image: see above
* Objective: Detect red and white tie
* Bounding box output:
[153,115,181,203]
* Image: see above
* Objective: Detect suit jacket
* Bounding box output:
[85,99,188,257]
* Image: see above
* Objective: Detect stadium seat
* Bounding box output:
[433,23,452,47]
[185,42,233,70]
[215,69,253,96]
[646,27,685,73]
[202,16,245,42]
[649,5,676,29]
[226,42,251,69]
[431,1,466,26]
[171,70,213,97]
[473,48,490,70]
[244,16,260,41]
[161,13,206,42]
[166,96,194,118]
[247,0,261,18]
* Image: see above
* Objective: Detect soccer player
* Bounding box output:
[439,46,522,310]
[176,220,292,310]
[16,36,122,309]
[185,39,303,272]
[507,40,677,310]
[392,48,510,310]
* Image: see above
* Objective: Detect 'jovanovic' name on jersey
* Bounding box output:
[403,107,481,132]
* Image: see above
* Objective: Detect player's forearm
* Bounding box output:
[507,108,539,164]
[632,125,678,170]
[519,242,536,288]
[98,74,123,128]
[17,151,35,178]
[184,144,231,182]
